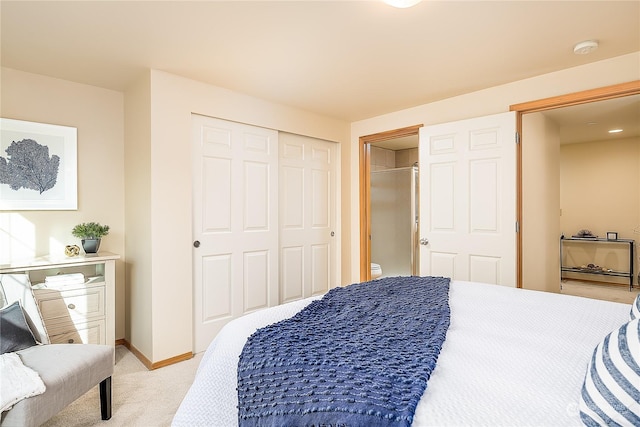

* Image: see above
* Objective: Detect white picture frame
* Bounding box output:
[0,118,77,210]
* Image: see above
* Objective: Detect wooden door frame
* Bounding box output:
[357,80,640,286]
[359,125,423,281]
[510,80,640,288]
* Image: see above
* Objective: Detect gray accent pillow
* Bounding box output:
[0,301,38,354]
[0,274,50,344]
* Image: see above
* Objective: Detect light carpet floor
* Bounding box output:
[42,345,202,427]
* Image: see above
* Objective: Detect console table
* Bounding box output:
[560,237,634,290]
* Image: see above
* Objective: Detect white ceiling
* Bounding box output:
[0,0,640,121]
[1,1,639,124]
[542,94,640,145]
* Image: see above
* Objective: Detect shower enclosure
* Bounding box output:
[370,165,419,277]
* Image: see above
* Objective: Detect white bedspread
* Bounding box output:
[0,352,46,413]
[172,280,631,427]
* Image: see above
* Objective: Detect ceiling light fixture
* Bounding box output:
[383,0,421,8]
[573,40,599,55]
[608,129,623,134]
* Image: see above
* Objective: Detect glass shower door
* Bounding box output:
[370,166,418,277]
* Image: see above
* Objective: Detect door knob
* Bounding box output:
[419,238,429,245]
[193,240,200,248]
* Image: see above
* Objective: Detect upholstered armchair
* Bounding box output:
[0,274,114,427]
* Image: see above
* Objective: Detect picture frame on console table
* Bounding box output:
[0,118,77,210]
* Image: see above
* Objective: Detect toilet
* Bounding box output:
[371,263,383,279]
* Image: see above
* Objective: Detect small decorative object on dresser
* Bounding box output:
[64,244,80,257]
[71,222,110,254]
[606,231,618,240]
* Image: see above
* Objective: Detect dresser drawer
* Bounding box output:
[47,319,106,345]
[34,286,105,323]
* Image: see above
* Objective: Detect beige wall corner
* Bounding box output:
[0,67,127,340]
[145,70,349,362]
[124,72,153,359]
[522,112,561,292]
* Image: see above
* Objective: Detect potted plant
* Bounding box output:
[72,222,110,254]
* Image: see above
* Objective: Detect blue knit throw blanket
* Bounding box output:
[237,276,451,427]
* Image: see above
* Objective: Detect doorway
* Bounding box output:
[512,81,640,292]
[359,125,422,281]
[369,151,420,278]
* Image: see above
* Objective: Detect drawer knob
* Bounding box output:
[68,339,74,343]
[68,303,76,309]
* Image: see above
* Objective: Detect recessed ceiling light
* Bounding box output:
[608,129,623,134]
[383,0,421,8]
[573,40,599,55]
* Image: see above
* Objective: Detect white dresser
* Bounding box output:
[0,252,119,347]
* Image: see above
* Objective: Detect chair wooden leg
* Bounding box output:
[99,377,112,420]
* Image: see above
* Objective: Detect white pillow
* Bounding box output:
[579,318,640,426]
[631,293,640,321]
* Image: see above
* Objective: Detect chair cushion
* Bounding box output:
[1,344,114,427]
[0,301,37,354]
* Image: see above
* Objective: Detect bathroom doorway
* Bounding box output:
[370,162,419,278]
[359,125,422,281]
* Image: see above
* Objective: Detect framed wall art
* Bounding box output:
[0,118,77,210]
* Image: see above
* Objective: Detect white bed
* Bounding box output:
[172,280,633,426]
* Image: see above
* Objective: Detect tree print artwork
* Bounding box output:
[0,138,61,194]
[0,118,77,211]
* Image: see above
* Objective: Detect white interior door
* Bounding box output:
[192,115,278,353]
[419,112,516,286]
[279,133,337,303]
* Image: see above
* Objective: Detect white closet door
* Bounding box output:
[419,111,516,286]
[279,133,338,303]
[192,115,278,353]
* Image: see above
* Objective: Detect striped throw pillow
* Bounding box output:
[579,318,640,426]
[631,294,640,320]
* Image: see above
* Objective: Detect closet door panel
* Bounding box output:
[193,115,278,353]
[279,133,337,302]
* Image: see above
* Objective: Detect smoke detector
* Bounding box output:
[573,40,599,55]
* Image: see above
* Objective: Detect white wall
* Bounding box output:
[126,70,350,363]
[348,52,640,283]
[522,112,560,292]
[123,72,152,357]
[4,51,639,363]
[1,66,349,363]
[561,137,639,239]
[0,67,127,340]
[560,136,640,284]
